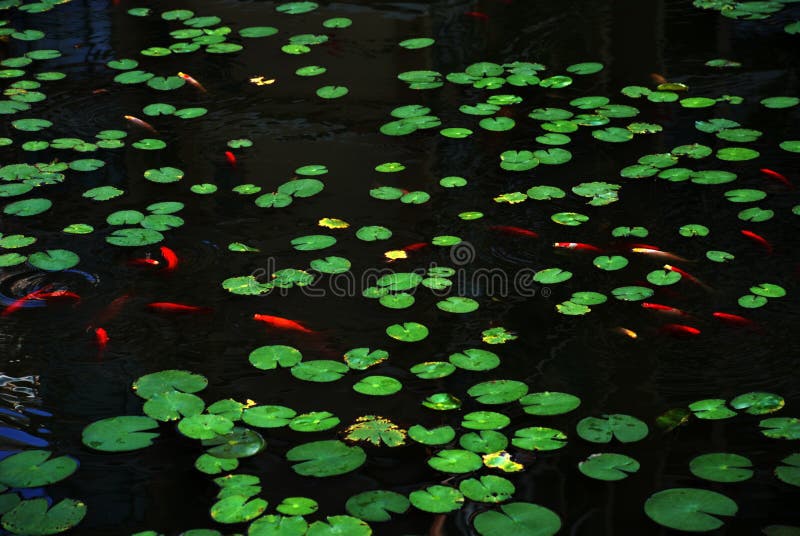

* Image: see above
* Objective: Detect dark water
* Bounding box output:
[1,0,799,534]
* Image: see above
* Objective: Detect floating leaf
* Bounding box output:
[0,450,78,487]
[345,490,409,522]
[644,488,737,532]
[82,416,159,452]
[576,414,648,443]
[473,502,561,536]
[286,440,365,477]
[689,453,753,482]
[579,453,640,481]
[1,498,86,536]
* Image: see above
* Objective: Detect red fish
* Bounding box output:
[489,225,539,238]
[712,311,754,327]
[660,323,701,336]
[224,151,237,167]
[625,243,662,251]
[160,246,178,271]
[663,264,712,291]
[641,302,688,316]
[631,247,688,262]
[148,302,211,313]
[465,11,490,20]
[760,168,792,187]
[123,115,157,134]
[2,288,78,316]
[91,294,131,327]
[128,257,159,267]
[94,327,109,348]
[740,229,773,254]
[177,71,206,92]
[253,313,313,333]
[553,242,602,252]
[403,242,429,252]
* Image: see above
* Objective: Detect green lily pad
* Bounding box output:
[386,322,428,342]
[579,453,640,481]
[520,392,581,416]
[409,485,464,513]
[4,198,51,217]
[286,440,365,477]
[28,249,79,271]
[345,490,409,522]
[290,360,348,383]
[473,502,561,536]
[0,450,78,487]
[644,488,737,532]
[133,370,208,399]
[576,414,648,443]
[1,498,86,536]
[689,453,753,482]
[82,416,159,452]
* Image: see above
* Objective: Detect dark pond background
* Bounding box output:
[1,0,799,534]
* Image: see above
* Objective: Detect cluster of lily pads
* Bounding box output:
[693,0,800,33]
[77,360,799,535]
[1,0,799,534]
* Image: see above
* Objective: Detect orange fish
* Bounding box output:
[148,302,211,313]
[760,168,792,188]
[553,242,602,252]
[631,247,688,262]
[490,225,539,238]
[641,302,688,316]
[614,327,638,339]
[664,264,712,291]
[740,229,772,254]
[660,323,701,336]
[253,313,313,333]
[160,246,178,271]
[123,115,157,133]
[2,288,78,316]
[402,242,429,252]
[95,327,109,348]
[91,294,131,328]
[650,73,667,85]
[224,151,237,167]
[178,71,206,92]
[712,311,754,327]
[465,11,490,20]
[128,256,159,267]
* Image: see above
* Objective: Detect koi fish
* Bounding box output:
[178,71,206,92]
[650,73,667,85]
[553,242,602,252]
[160,246,178,271]
[641,302,688,316]
[712,311,754,327]
[489,225,539,238]
[92,294,131,327]
[760,168,792,188]
[740,229,773,254]
[123,115,157,133]
[402,242,429,252]
[128,256,159,267]
[92,88,109,95]
[614,327,638,339]
[2,288,78,316]
[224,151,237,167]
[664,264,712,291]
[147,302,211,313]
[631,247,688,262]
[94,327,109,348]
[253,313,313,333]
[465,11,490,20]
[660,323,701,336]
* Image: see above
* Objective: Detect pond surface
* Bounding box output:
[1,0,799,534]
